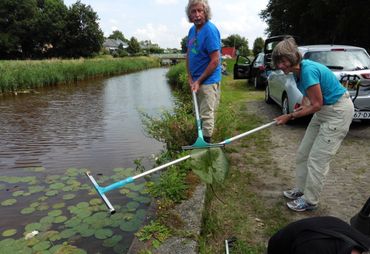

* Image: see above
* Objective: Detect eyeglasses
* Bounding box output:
[190,8,204,15]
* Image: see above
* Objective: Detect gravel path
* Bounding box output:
[248,100,370,223]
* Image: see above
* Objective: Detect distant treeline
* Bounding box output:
[261,0,370,51]
[0,57,160,93]
[0,0,104,59]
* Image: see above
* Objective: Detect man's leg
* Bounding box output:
[197,83,220,140]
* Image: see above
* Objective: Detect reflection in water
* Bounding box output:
[0,68,174,174]
[0,68,174,253]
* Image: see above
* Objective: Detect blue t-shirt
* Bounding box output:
[187,21,221,84]
[297,59,346,105]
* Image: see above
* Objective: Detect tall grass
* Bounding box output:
[0,56,160,93]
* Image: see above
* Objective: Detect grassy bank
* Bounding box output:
[161,59,291,253]
[0,56,160,93]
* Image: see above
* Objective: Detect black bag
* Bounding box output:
[351,197,370,237]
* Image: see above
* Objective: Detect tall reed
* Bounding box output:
[0,57,160,93]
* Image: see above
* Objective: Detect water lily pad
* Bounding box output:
[66,168,80,177]
[40,216,55,225]
[53,216,67,223]
[76,202,89,209]
[25,222,42,232]
[102,235,122,248]
[52,202,65,209]
[77,224,95,238]
[75,209,92,219]
[60,228,76,239]
[50,182,65,190]
[45,190,58,196]
[2,229,17,237]
[89,198,102,206]
[37,203,49,211]
[63,193,76,200]
[65,217,81,228]
[94,228,113,240]
[12,190,25,197]
[48,209,62,217]
[1,198,17,206]
[28,185,45,194]
[32,240,51,251]
[30,202,40,208]
[21,207,36,215]
[120,219,141,232]
[126,201,140,211]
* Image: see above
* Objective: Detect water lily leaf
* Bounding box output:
[66,168,80,177]
[89,198,102,206]
[45,190,58,196]
[126,201,140,211]
[60,228,76,239]
[50,183,65,190]
[78,225,95,238]
[65,217,81,228]
[1,199,17,206]
[2,229,17,237]
[40,216,55,225]
[21,207,36,215]
[63,193,76,200]
[102,235,122,248]
[75,209,92,219]
[32,240,51,251]
[52,202,65,209]
[76,202,89,209]
[51,244,87,254]
[94,228,113,240]
[37,203,49,211]
[53,216,68,223]
[120,219,141,232]
[12,190,25,197]
[25,222,42,232]
[28,185,45,194]
[48,210,62,217]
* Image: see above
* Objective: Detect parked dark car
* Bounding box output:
[233,52,269,89]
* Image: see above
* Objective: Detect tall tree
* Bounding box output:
[180,35,188,53]
[260,0,370,51]
[222,34,249,56]
[62,0,104,57]
[108,30,128,43]
[127,37,140,55]
[252,37,265,56]
[35,0,68,57]
[0,0,38,58]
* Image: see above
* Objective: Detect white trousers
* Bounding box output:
[296,92,354,205]
[197,83,221,137]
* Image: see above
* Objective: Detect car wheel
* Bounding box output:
[282,94,290,115]
[265,85,273,104]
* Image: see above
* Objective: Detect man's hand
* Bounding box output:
[191,80,200,92]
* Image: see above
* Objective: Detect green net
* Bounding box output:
[190,147,229,184]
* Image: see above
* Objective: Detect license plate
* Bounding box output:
[353,111,370,119]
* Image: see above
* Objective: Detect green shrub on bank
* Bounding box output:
[0,57,160,93]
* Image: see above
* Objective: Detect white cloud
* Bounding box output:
[155,0,178,4]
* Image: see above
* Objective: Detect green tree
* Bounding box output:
[127,37,141,55]
[260,0,370,51]
[180,35,188,53]
[62,0,104,57]
[222,34,249,56]
[0,0,38,58]
[108,30,128,43]
[252,37,264,56]
[35,0,68,57]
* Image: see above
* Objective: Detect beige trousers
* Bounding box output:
[197,83,221,137]
[296,92,354,205]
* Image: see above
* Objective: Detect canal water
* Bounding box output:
[0,68,175,253]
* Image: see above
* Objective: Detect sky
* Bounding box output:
[63,0,269,49]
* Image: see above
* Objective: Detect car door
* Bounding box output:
[233,55,251,79]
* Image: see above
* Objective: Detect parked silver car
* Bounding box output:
[265,43,370,120]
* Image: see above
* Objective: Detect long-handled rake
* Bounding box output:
[87,120,277,214]
[86,155,191,214]
[182,90,224,150]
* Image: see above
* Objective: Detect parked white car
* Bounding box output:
[265,44,370,120]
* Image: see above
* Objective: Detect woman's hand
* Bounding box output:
[275,114,293,125]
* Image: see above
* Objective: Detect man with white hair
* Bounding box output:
[185,0,221,143]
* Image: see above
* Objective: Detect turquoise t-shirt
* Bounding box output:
[297,59,346,105]
[187,21,221,84]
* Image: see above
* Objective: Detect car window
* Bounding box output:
[236,56,251,65]
[304,50,370,71]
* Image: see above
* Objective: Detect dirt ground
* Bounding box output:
[247,100,370,223]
